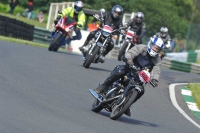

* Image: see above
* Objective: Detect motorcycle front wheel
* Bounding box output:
[110,89,138,120]
[118,42,128,61]
[83,46,100,68]
[91,99,103,113]
[48,32,63,51]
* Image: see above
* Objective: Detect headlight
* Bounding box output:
[65,28,69,32]
[103,31,110,36]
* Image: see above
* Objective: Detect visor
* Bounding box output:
[75,6,82,12]
[151,44,161,53]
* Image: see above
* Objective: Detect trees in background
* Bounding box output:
[1,0,199,39]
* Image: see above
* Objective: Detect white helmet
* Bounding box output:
[147,37,164,57]
[160,27,168,37]
[74,1,84,13]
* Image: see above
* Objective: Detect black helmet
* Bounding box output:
[111,5,123,19]
[74,1,84,13]
[135,12,144,24]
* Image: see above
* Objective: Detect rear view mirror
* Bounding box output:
[58,10,62,14]
[100,8,105,13]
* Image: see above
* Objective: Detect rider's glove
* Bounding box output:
[54,16,61,25]
[125,58,134,68]
[165,43,171,49]
[94,14,100,20]
[150,79,158,87]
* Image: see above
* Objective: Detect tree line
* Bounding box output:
[1,0,200,39]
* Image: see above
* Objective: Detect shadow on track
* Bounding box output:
[77,65,112,73]
[56,51,80,57]
[98,111,158,127]
[89,67,112,73]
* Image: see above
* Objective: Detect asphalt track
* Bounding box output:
[0,40,200,133]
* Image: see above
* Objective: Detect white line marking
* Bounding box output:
[186,102,200,112]
[169,83,200,129]
[181,89,192,96]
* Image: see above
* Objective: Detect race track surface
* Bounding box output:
[0,41,199,133]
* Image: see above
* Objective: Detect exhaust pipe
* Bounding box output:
[89,89,103,102]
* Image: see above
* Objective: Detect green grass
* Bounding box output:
[0,12,46,28]
[188,83,200,109]
[196,60,200,64]
[0,35,70,53]
[0,35,48,48]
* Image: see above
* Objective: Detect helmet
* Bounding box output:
[160,27,168,37]
[111,5,123,19]
[74,1,84,13]
[135,12,144,24]
[147,37,164,57]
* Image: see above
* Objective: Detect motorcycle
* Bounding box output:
[48,16,77,52]
[89,65,155,120]
[82,9,125,68]
[118,29,139,61]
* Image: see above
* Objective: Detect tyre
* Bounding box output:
[118,42,128,61]
[110,89,138,120]
[83,46,100,68]
[91,99,103,113]
[48,32,63,51]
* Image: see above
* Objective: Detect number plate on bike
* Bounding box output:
[126,30,135,39]
[139,70,150,83]
[103,25,113,33]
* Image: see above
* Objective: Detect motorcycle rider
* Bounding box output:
[79,5,123,61]
[121,12,146,44]
[52,1,86,47]
[93,37,164,117]
[153,27,171,59]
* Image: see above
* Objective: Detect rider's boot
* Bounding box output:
[95,65,123,94]
[99,55,105,63]
[79,40,88,51]
[94,77,113,94]
[99,50,109,63]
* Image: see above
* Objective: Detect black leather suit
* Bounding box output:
[125,18,146,44]
[83,12,123,56]
[103,52,154,101]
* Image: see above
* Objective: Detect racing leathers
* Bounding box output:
[79,12,123,58]
[94,44,161,116]
[123,18,146,44]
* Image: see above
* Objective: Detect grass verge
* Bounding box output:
[0,35,48,48]
[0,12,46,28]
[0,35,70,53]
[196,60,200,64]
[188,83,200,109]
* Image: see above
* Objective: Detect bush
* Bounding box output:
[0,3,24,15]
[0,3,9,13]
[13,5,24,15]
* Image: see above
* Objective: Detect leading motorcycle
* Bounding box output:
[48,16,77,52]
[82,9,125,68]
[89,65,155,120]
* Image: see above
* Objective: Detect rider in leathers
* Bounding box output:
[94,37,164,117]
[122,12,146,44]
[79,5,123,61]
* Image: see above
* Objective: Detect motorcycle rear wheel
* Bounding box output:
[48,32,62,51]
[110,89,138,120]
